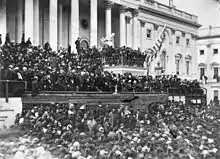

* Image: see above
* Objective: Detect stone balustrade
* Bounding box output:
[137,0,198,23]
[198,26,220,38]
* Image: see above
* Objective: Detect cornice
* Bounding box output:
[138,4,201,29]
[197,35,220,40]
[138,15,198,35]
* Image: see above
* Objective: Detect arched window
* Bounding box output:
[198,63,207,80]
[185,55,192,76]
[210,62,220,79]
[175,53,182,75]
[80,39,90,49]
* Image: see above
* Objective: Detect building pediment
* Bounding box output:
[210,62,220,67]
[185,55,192,61]
[198,63,207,67]
[175,53,182,59]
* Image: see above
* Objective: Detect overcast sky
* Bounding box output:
[159,0,220,28]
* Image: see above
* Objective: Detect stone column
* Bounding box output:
[191,34,197,78]
[69,0,79,52]
[33,0,40,46]
[105,0,113,38]
[49,0,58,51]
[16,0,23,43]
[126,16,132,48]
[154,24,159,41]
[24,0,34,42]
[132,9,139,50]
[90,0,98,47]
[0,0,6,44]
[140,20,145,51]
[58,4,63,48]
[169,0,174,7]
[170,28,176,75]
[119,5,126,47]
[181,32,186,76]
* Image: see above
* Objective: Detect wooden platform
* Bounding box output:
[22,91,168,107]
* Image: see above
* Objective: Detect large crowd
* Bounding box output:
[0,37,218,159]
[8,101,219,159]
[0,38,202,96]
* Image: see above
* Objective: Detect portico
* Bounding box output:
[0,0,140,51]
[0,0,201,78]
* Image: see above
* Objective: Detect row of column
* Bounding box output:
[0,0,82,51]
[105,1,139,49]
[0,0,139,50]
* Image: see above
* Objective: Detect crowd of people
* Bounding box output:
[0,36,217,159]
[10,101,220,159]
[101,47,146,67]
[0,38,202,97]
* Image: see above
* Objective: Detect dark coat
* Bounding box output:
[32,79,39,97]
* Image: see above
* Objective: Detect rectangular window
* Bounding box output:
[186,39,190,47]
[213,67,219,79]
[200,50,204,55]
[146,29,152,38]
[176,37,180,45]
[186,61,190,75]
[214,90,219,101]
[213,49,218,54]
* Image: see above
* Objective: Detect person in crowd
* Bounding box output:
[32,76,39,97]
[68,44,71,54]
[0,34,2,46]
[5,33,10,45]
[75,37,81,54]
[26,38,32,47]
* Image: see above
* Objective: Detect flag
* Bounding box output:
[146,25,167,64]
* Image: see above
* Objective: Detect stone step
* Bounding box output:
[0,110,15,128]
[0,119,5,128]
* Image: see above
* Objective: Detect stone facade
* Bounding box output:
[197,26,220,102]
[0,0,201,78]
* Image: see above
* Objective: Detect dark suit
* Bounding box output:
[32,79,39,97]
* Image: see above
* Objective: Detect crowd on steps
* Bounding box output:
[0,101,217,159]
[0,36,216,159]
[0,38,202,96]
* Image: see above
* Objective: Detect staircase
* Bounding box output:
[0,98,22,129]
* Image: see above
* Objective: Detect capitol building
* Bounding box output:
[0,0,201,78]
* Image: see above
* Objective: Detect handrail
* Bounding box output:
[0,80,27,103]
[24,91,169,95]
[102,56,145,68]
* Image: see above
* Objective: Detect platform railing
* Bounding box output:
[0,80,27,103]
[102,56,145,68]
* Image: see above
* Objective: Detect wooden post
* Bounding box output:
[5,80,9,103]
[114,84,118,94]
[121,53,124,66]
